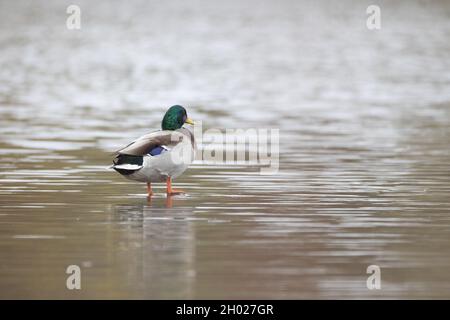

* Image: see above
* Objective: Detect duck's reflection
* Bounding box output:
[113,196,196,298]
[145,194,177,208]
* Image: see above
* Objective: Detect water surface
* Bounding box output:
[0,0,450,299]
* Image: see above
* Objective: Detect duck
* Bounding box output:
[112,105,195,196]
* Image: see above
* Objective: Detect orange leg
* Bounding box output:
[166,177,184,195]
[146,182,153,197]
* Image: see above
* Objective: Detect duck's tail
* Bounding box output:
[111,154,144,175]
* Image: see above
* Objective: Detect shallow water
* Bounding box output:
[0,0,450,299]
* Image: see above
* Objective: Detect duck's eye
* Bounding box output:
[182,115,187,123]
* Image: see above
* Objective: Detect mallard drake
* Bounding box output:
[112,105,195,196]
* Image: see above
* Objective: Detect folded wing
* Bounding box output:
[115,130,188,156]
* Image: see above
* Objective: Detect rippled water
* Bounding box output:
[1,0,450,299]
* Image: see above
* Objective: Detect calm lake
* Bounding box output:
[0,0,449,298]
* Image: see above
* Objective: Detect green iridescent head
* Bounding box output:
[161,105,194,130]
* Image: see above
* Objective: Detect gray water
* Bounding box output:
[0,0,450,299]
